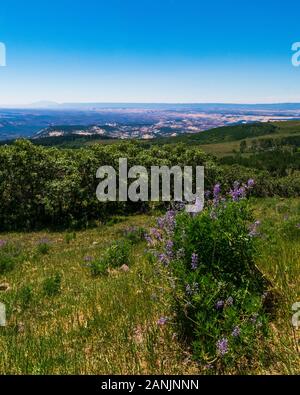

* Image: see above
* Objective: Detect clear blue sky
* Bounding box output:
[0,0,300,104]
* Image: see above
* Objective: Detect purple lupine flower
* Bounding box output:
[158,253,169,266]
[213,183,221,206]
[232,326,241,337]
[0,240,6,248]
[229,181,248,202]
[247,178,255,188]
[213,183,221,198]
[150,227,163,241]
[216,337,228,355]
[226,296,234,306]
[215,300,224,310]
[157,217,165,229]
[165,240,174,257]
[165,210,176,230]
[205,190,211,199]
[157,317,168,326]
[191,253,198,270]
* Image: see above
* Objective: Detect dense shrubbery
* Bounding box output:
[0,140,218,230]
[146,182,271,372]
[0,139,298,231]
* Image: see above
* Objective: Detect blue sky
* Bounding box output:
[0,0,300,104]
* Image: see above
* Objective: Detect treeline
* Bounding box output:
[151,122,278,146]
[0,140,218,230]
[0,139,299,231]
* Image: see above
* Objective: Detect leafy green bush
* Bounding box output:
[65,232,76,244]
[147,182,271,372]
[43,273,62,296]
[36,238,51,255]
[0,140,216,230]
[90,240,132,276]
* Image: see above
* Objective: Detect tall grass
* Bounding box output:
[0,199,299,374]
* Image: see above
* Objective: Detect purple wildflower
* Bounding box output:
[296,224,300,229]
[191,253,198,270]
[0,240,6,248]
[145,233,154,246]
[232,326,241,337]
[158,253,169,266]
[213,183,221,198]
[205,190,211,199]
[165,240,174,257]
[84,255,93,262]
[157,317,168,326]
[247,178,255,188]
[150,228,162,241]
[215,300,224,310]
[213,183,221,205]
[216,337,229,355]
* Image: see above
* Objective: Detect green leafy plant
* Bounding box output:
[90,240,132,276]
[43,273,62,296]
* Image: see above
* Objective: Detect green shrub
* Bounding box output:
[90,260,108,277]
[65,232,76,244]
[90,240,132,276]
[36,241,51,255]
[43,273,62,296]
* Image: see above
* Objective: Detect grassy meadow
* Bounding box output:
[0,198,299,374]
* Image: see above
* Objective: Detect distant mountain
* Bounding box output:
[4,102,300,111]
